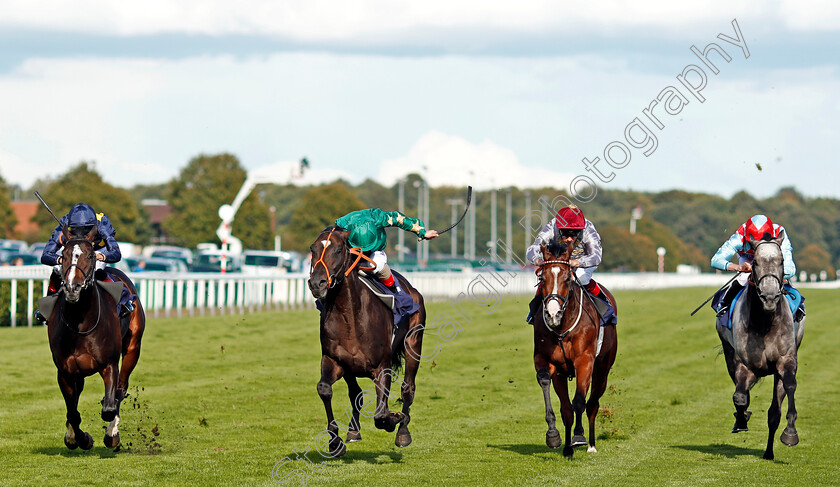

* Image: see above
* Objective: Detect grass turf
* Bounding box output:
[0,288,838,486]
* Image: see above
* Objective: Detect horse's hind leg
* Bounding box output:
[317,355,346,458]
[570,356,594,448]
[372,367,402,433]
[57,372,93,450]
[395,318,423,448]
[117,310,145,401]
[585,365,610,453]
[778,358,799,448]
[536,365,561,450]
[344,376,363,443]
[100,362,121,450]
[732,364,757,433]
[552,370,575,457]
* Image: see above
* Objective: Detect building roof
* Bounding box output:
[11,201,40,238]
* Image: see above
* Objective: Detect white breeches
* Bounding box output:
[575,266,596,285]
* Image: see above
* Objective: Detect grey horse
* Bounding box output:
[716,230,805,460]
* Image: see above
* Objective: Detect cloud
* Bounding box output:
[378,131,574,190]
[0,1,837,41]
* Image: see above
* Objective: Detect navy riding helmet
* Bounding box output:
[67,203,98,236]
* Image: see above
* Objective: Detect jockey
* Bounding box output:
[335,208,439,295]
[35,203,132,322]
[711,214,798,317]
[525,205,605,324]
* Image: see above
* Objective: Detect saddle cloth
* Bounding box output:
[356,270,420,331]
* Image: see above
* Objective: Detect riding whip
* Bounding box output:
[429,186,472,239]
[34,191,64,227]
[689,272,741,317]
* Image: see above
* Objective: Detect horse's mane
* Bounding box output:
[545,239,568,259]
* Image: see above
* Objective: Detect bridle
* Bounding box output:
[537,259,587,340]
[62,239,96,292]
[750,240,786,303]
[311,229,377,290]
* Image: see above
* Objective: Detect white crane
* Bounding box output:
[216,158,309,272]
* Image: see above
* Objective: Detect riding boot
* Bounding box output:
[526,292,541,325]
[34,310,47,323]
[716,282,744,317]
[584,280,605,301]
[48,269,61,295]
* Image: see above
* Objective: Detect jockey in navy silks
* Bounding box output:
[711,214,803,321]
[525,205,606,324]
[35,203,133,322]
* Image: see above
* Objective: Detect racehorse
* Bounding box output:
[45,237,145,451]
[533,240,618,457]
[308,226,426,457]
[717,231,804,460]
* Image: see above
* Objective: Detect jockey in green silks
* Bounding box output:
[335,208,439,295]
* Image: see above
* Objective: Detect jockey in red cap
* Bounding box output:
[711,214,798,317]
[525,205,605,324]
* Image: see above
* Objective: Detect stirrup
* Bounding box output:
[716,305,729,318]
[34,310,47,323]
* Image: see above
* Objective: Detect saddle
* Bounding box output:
[356,270,420,333]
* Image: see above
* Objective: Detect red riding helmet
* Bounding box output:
[743,214,778,240]
[555,205,585,229]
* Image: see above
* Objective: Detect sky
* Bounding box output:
[0,1,838,199]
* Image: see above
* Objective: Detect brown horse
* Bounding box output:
[308,226,425,457]
[533,240,618,457]
[717,232,804,460]
[45,238,145,451]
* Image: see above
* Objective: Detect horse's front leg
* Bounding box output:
[344,375,363,443]
[57,372,94,450]
[100,362,121,450]
[535,362,561,450]
[570,355,594,448]
[732,363,757,433]
[317,356,346,458]
[778,357,799,448]
[371,367,402,433]
[552,369,575,457]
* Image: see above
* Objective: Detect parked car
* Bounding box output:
[28,242,48,257]
[1,253,40,266]
[242,250,286,275]
[148,246,194,266]
[190,251,241,273]
[0,239,28,254]
[137,257,189,273]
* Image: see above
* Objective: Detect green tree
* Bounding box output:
[797,243,835,279]
[0,172,17,238]
[164,153,272,249]
[283,182,365,252]
[598,225,658,272]
[30,162,147,243]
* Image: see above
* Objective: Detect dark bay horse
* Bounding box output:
[717,231,804,460]
[45,238,145,450]
[308,226,426,457]
[533,241,618,457]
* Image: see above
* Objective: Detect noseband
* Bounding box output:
[311,230,377,289]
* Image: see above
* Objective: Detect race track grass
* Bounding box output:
[1,287,838,486]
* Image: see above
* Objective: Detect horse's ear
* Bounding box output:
[774,229,786,246]
[747,234,759,251]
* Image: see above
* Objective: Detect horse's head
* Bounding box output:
[749,230,786,313]
[538,240,575,327]
[308,226,351,300]
[60,238,97,303]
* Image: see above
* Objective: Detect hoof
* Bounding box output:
[571,434,587,447]
[587,446,597,453]
[78,432,94,450]
[780,430,799,446]
[346,430,362,443]
[64,436,79,450]
[329,440,347,458]
[563,445,574,458]
[763,450,774,460]
[395,429,412,448]
[546,430,561,449]
[104,433,120,450]
[731,410,751,433]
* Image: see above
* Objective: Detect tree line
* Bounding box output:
[2,154,837,277]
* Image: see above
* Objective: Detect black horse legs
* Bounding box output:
[344,376,363,443]
[371,368,403,433]
[395,346,421,448]
[57,372,93,450]
[536,368,561,449]
[317,356,346,458]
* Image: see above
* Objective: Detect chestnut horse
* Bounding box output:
[45,238,145,450]
[533,240,618,457]
[717,231,804,460]
[308,226,425,457]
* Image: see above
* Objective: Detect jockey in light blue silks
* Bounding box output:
[711,214,802,320]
